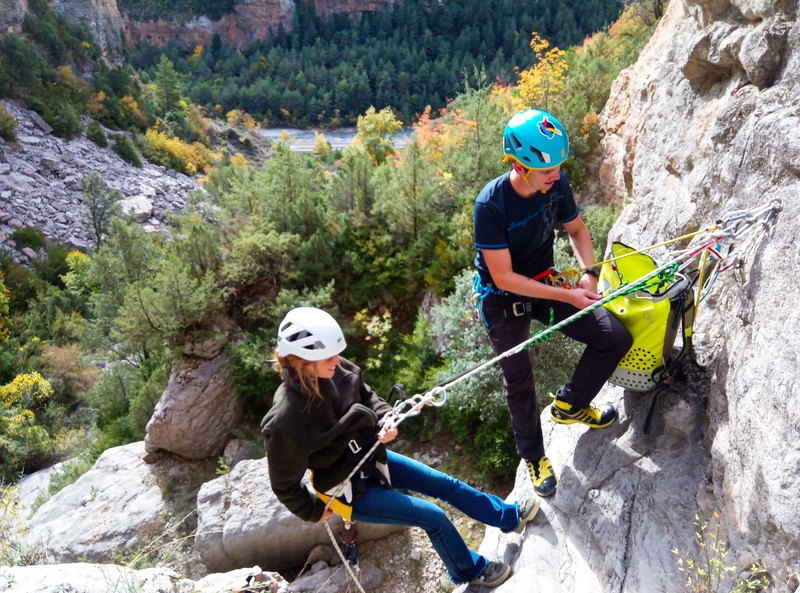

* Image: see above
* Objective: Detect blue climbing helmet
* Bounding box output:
[502,109,569,170]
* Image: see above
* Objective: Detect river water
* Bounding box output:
[260,127,412,152]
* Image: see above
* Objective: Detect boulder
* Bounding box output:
[22,442,167,564]
[0,564,289,593]
[195,458,403,572]
[144,354,242,460]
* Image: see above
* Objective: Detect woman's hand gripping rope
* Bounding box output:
[320,387,449,517]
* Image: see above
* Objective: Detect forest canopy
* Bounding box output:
[127,0,628,127]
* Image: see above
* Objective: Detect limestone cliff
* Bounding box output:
[476,1,799,592]
[52,0,127,62]
[0,0,390,61]
[121,0,389,50]
[597,0,799,584]
[0,0,28,33]
[0,0,126,62]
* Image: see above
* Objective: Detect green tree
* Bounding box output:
[86,219,155,349]
[261,144,327,238]
[113,249,224,354]
[0,33,46,97]
[153,55,182,118]
[220,217,302,329]
[331,145,376,215]
[81,172,123,250]
[354,106,403,165]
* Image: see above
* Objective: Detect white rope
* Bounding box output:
[323,520,364,593]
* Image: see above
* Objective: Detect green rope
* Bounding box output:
[517,263,679,353]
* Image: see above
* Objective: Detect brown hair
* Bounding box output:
[273,348,324,404]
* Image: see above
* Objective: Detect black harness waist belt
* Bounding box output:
[482,299,534,326]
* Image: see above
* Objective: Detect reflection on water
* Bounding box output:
[260,127,411,152]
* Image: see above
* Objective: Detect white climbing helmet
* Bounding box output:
[277,307,346,361]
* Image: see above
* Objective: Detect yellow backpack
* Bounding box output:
[599,242,698,393]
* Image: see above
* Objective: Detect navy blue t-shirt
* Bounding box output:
[473,171,579,286]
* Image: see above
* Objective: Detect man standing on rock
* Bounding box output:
[472,108,632,498]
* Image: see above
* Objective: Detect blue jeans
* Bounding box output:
[350,450,520,584]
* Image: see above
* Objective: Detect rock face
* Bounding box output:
[53,0,127,62]
[0,0,27,32]
[0,0,126,62]
[0,0,391,57]
[122,0,389,51]
[0,101,200,259]
[599,0,800,585]
[0,564,292,593]
[475,0,800,591]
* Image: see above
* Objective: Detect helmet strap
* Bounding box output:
[512,161,533,185]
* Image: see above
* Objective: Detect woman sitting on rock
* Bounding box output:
[261,306,539,588]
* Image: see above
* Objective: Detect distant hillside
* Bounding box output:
[125,0,627,127]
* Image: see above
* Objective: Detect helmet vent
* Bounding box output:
[286,329,313,345]
[529,146,548,164]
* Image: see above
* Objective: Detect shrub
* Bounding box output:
[672,512,770,593]
[0,272,9,344]
[110,132,142,167]
[86,120,107,147]
[0,372,55,482]
[36,99,83,139]
[0,105,17,142]
[1,484,45,565]
[9,226,47,252]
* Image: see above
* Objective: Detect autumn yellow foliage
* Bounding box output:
[226,109,258,129]
[514,33,568,113]
[1,373,54,479]
[120,95,149,129]
[144,128,221,175]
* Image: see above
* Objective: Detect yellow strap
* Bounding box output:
[550,224,720,284]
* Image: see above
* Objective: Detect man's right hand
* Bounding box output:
[569,287,602,310]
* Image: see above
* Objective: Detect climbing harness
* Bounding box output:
[473,268,573,326]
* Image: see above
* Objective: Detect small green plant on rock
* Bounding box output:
[1,483,44,565]
[0,104,17,142]
[672,512,769,593]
